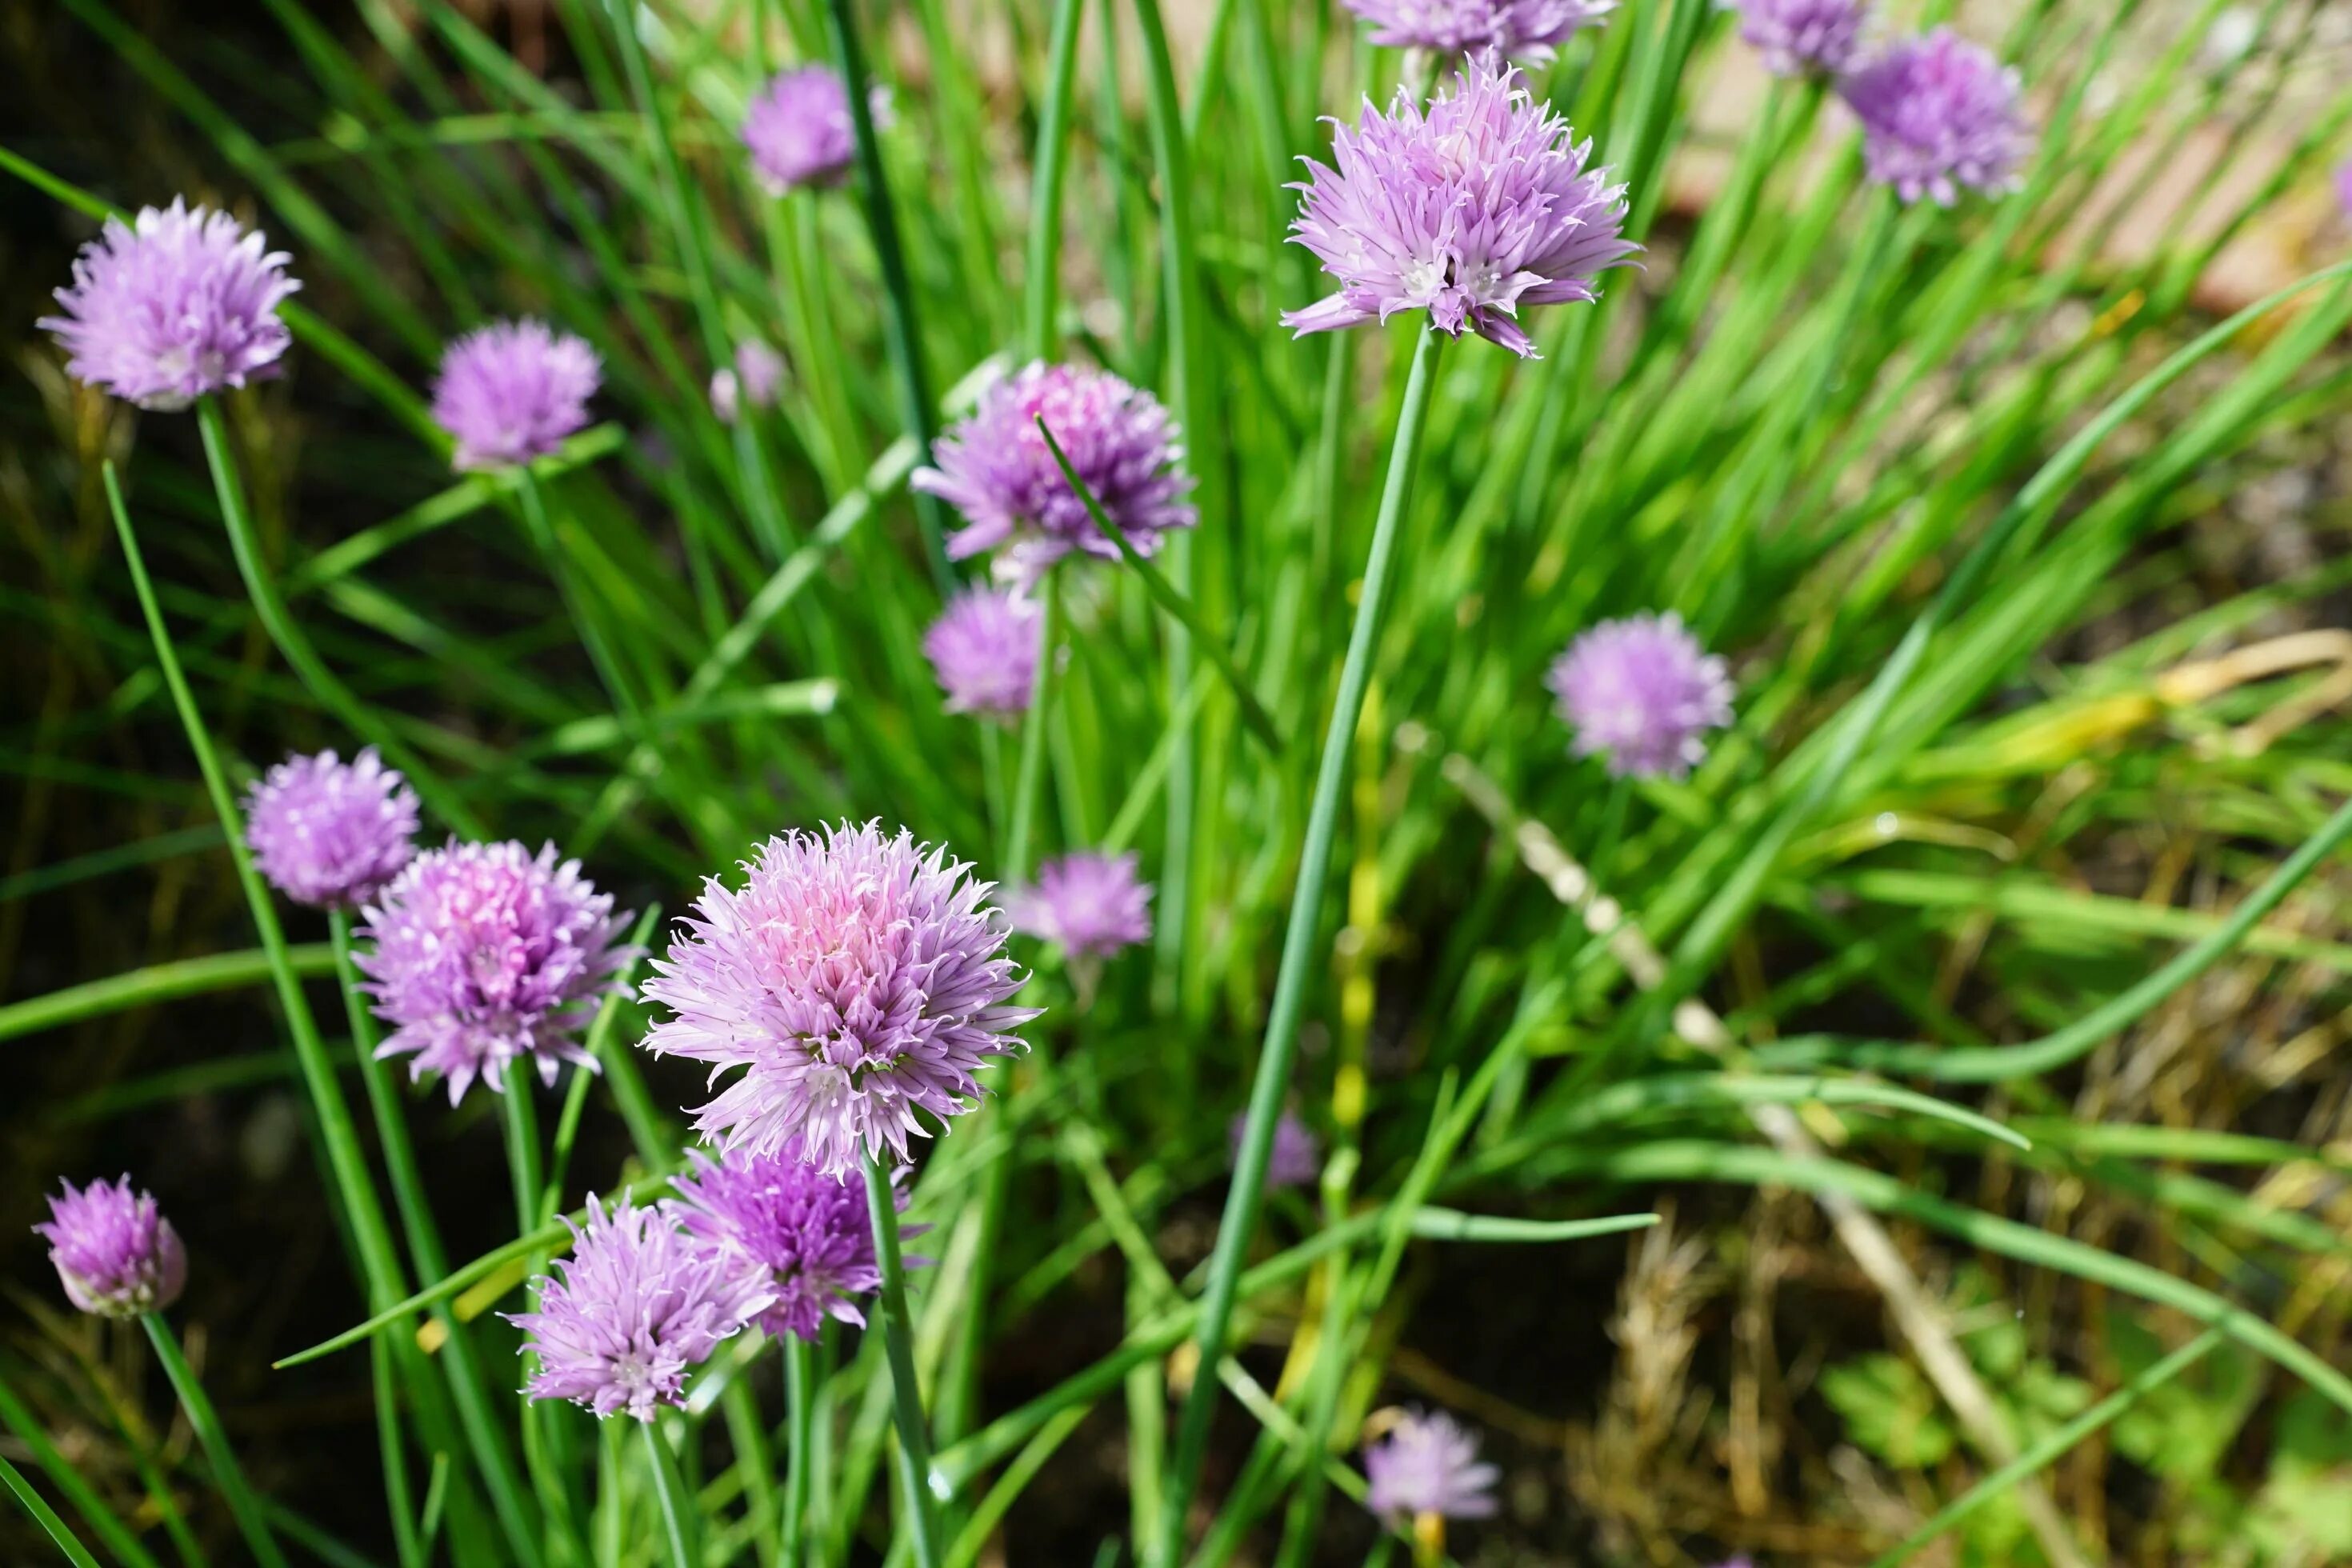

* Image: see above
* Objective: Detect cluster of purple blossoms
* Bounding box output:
[1363,1408,1499,1522]
[1341,0,1612,66]
[1285,54,1637,359]
[922,586,1040,719]
[914,362,1196,581]
[430,318,600,471]
[668,1142,914,1342]
[1230,1111,1322,1190]
[41,200,299,410]
[1736,0,1870,78]
[712,339,786,424]
[743,66,880,194]
[36,1177,187,1319]
[1842,29,2031,206]
[1546,611,1734,780]
[1009,851,1154,960]
[244,747,419,909]
[640,822,1034,1177]
[358,841,632,1103]
[512,1194,768,1422]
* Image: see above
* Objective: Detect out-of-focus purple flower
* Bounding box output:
[914,362,1196,580]
[2334,157,2352,222]
[430,319,599,471]
[1841,30,2031,206]
[1363,1408,1499,1521]
[1284,55,1636,358]
[1340,0,1612,64]
[244,747,420,909]
[743,67,887,194]
[35,1177,187,1319]
[1230,1111,1322,1190]
[668,1142,922,1342]
[713,340,786,424]
[511,1194,766,1422]
[1546,611,1733,779]
[358,841,631,1104]
[40,199,299,410]
[640,822,1035,1176]
[922,587,1040,719]
[1737,0,1869,77]
[1009,851,1153,960]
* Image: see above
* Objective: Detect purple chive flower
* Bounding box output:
[511,1194,766,1422]
[1285,54,1637,359]
[713,339,786,424]
[1547,612,1733,780]
[35,1177,187,1319]
[1230,1111,1322,1190]
[641,822,1036,1177]
[430,319,600,471]
[358,841,632,1104]
[244,747,420,909]
[668,1142,919,1342]
[1364,1408,1500,1522]
[40,199,299,410]
[912,362,1196,581]
[1842,30,2032,206]
[1009,851,1153,960]
[922,587,1040,719]
[1737,0,1870,78]
[1342,0,1613,65]
[743,66,885,194]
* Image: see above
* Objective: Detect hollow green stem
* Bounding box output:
[1022,0,1086,360]
[1003,572,1062,880]
[782,1332,816,1565]
[865,1155,944,1568]
[142,1315,288,1568]
[0,1450,102,1568]
[1156,326,1443,1562]
[639,1422,696,1568]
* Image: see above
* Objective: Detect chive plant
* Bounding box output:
[7,0,2352,1563]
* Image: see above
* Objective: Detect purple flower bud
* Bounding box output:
[1010,851,1154,960]
[244,747,420,909]
[511,1194,767,1422]
[714,340,786,424]
[36,1177,187,1319]
[1546,612,1733,779]
[358,841,632,1103]
[1842,30,2032,206]
[1363,1408,1499,1522]
[668,1142,924,1342]
[430,319,600,471]
[1737,0,1870,78]
[922,587,1041,719]
[1230,1111,1322,1190]
[914,362,1196,582]
[744,67,889,194]
[1342,0,1613,66]
[1284,54,1637,359]
[41,199,299,410]
[641,822,1036,1177]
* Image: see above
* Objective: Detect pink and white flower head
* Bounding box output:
[511,1194,766,1422]
[743,66,889,194]
[1546,611,1733,779]
[913,361,1196,581]
[1363,1408,1499,1522]
[358,841,632,1103]
[1342,0,1613,66]
[430,319,600,471]
[1737,0,1870,78]
[1284,54,1636,359]
[1841,30,2032,206]
[640,822,1036,1177]
[668,1141,922,1342]
[41,199,299,410]
[244,747,420,909]
[1009,851,1153,960]
[922,587,1040,720]
[713,339,787,422]
[36,1177,187,1319]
